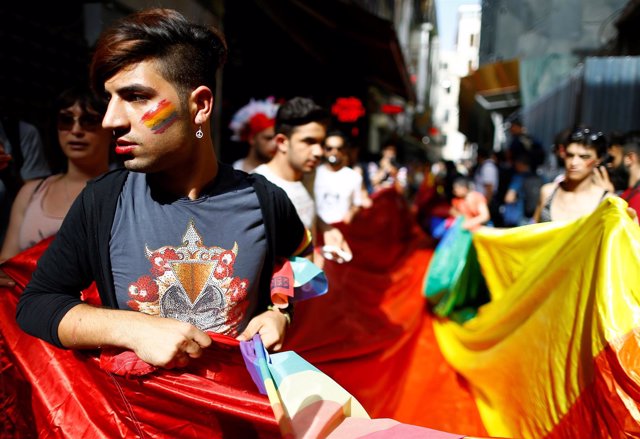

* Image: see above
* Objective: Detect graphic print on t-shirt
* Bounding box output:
[127,219,249,334]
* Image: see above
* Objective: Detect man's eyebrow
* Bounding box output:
[115,84,156,95]
[301,136,323,143]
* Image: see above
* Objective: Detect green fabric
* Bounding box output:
[423,218,489,322]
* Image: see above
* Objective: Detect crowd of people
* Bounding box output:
[413,121,640,236]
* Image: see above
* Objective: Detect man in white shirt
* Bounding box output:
[255,98,352,262]
[314,130,363,225]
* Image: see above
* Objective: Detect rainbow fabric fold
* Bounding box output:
[271,256,328,307]
[432,197,640,438]
[240,335,474,439]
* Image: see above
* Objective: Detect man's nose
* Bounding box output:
[312,143,324,158]
[102,100,126,130]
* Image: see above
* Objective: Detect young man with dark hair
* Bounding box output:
[254,97,329,229]
[255,97,352,263]
[17,8,310,368]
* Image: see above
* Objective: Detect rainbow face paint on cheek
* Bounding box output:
[141,99,179,134]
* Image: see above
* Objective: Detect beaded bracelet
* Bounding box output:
[267,305,291,326]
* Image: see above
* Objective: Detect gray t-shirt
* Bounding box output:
[110,169,266,336]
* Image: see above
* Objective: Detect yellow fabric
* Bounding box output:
[433,197,640,438]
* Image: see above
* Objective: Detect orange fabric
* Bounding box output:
[284,188,487,435]
[544,330,640,438]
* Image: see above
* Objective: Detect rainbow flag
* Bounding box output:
[240,334,484,439]
[432,197,640,438]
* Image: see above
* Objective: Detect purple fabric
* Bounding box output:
[239,335,267,394]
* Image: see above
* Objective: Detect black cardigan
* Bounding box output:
[16,166,305,348]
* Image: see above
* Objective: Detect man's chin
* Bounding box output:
[123,159,152,173]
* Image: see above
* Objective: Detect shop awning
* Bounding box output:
[458,59,520,143]
[252,0,415,101]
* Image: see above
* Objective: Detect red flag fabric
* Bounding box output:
[1,188,486,437]
[0,240,279,439]
[284,188,486,435]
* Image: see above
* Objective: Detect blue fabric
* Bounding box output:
[503,174,525,226]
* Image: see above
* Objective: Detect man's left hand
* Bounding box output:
[237,308,288,351]
[322,227,352,263]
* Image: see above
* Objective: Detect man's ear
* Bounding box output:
[190,86,214,125]
[274,133,289,153]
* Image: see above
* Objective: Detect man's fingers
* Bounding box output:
[165,353,190,369]
[259,329,280,351]
[236,319,261,341]
[191,329,212,348]
[184,340,204,358]
[176,355,190,368]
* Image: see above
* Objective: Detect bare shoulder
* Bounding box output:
[14,179,45,202]
[539,182,556,200]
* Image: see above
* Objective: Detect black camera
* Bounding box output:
[599,153,614,167]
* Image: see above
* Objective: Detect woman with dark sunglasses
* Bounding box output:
[533,127,611,223]
[0,87,111,260]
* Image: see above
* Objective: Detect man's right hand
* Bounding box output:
[127,316,212,368]
[58,304,212,369]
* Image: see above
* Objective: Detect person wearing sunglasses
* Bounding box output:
[533,127,611,223]
[0,87,111,262]
[314,130,365,226]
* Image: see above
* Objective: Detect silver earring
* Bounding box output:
[195,125,203,139]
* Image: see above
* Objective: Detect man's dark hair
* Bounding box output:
[624,130,640,146]
[453,176,472,189]
[90,8,227,103]
[325,129,350,148]
[569,127,608,158]
[274,97,330,137]
[624,139,640,156]
[609,130,626,146]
